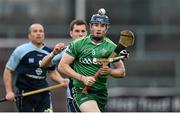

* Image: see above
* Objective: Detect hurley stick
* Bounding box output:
[0,83,64,103]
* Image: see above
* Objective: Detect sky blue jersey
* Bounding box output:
[6,42,55,90]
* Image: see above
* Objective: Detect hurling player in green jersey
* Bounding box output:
[59,9,126,112]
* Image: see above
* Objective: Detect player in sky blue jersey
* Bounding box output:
[3,23,68,112]
[40,19,87,112]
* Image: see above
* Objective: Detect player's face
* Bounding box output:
[90,23,107,38]
[29,24,45,47]
[70,24,87,40]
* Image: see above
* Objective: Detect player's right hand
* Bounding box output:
[6,91,16,101]
[81,76,96,86]
[53,43,66,55]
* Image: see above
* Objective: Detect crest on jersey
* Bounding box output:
[35,68,43,75]
[28,58,34,63]
[99,48,107,56]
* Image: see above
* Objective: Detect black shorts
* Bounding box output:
[66,78,80,112]
[16,89,52,112]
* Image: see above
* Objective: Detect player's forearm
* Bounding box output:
[110,60,126,78]
[109,68,126,78]
[39,52,54,68]
[58,63,83,81]
[48,70,64,83]
[3,68,14,93]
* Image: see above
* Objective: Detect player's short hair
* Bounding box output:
[70,19,87,31]
[28,23,44,34]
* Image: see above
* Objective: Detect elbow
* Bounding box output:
[121,71,126,78]
[118,66,126,78]
[58,61,66,74]
[119,69,126,78]
[113,69,126,78]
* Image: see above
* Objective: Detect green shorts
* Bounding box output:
[73,87,108,112]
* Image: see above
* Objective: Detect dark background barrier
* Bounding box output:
[106,87,180,112]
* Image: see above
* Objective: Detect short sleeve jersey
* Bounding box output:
[6,42,55,90]
[66,35,117,91]
[51,48,67,65]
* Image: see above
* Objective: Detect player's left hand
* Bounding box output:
[61,78,70,88]
[119,50,130,61]
[53,43,66,55]
[99,66,111,74]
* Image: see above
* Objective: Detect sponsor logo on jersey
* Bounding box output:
[28,58,34,63]
[26,74,45,79]
[79,58,101,65]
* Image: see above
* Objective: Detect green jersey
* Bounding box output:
[66,35,117,91]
